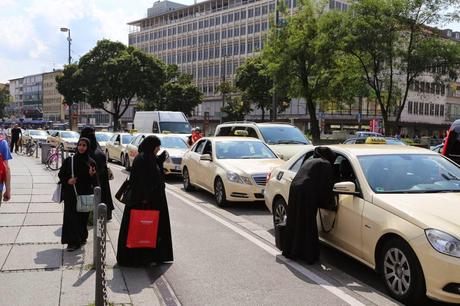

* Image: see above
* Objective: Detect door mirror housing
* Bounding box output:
[200,154,212,161]
[333,181,359,195]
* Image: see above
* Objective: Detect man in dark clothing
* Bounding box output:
[282,146,336,265]
[10,125,22,153]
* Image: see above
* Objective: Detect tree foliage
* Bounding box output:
[55,64,85,108]
[216,81,252,121]
[141,65,203,116]
[76,40,166,131]
[262,0,340,143]
[0,86,10,118]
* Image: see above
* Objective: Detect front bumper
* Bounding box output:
[225,180,266,202]
[164,161,182,175]
[411,235,460,303]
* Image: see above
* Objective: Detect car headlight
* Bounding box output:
[226,172,252,184]
[425,229,460,258]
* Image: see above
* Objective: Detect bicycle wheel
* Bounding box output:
[46,153,61,171]
[26,144,36,157]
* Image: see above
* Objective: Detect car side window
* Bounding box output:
[110,135,117,142]
[247,127,258,139]
[355,138,366,144]
[194,140,207,154]
[289,151,315,173]
[333,154,361,193]
[116,135,120,143]
[216,127,232,136]
[203,141,212,155]
[153,121,159,133]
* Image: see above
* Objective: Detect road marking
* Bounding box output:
[166,188,366,306]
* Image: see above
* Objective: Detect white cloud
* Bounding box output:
[29,37,48,59]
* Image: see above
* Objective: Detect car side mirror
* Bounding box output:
[333,181,359,195]
[200,154,212,161]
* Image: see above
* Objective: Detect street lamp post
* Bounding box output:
[60,27,72,130]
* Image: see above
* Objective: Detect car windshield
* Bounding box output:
[61,131,79,139]
[159,122,191,134]
[29,130,48,137]
[358,154,460,193]
[95,133,111,142]
[258,126,310,145]
[216,141,277,159]
[121,135,133,144]
[160,137,188,149]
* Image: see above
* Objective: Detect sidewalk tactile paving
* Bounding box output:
[0,203,29,213]
[2,244,62,270]
[0,245,12,267]
[16,225,62,243]
[0,270,61,306]
[0,213,26,226]
[28,203,63,213]
[24,213,62,226]
[0,227,20,244]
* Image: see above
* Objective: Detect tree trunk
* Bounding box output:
[306,97,320,144]
[261,108,265,122]
[113,113,120,131]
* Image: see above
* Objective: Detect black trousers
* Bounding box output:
[10,138,19,153]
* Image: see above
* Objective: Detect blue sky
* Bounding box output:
[0,0,459,83]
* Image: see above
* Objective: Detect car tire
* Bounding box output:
[378,238,427,305]
[214,177,228,207]
[272,197,287,226]
[182,167,194,191]
[120,154,124,166]
[124,155,130,171]
[106,150,111,162]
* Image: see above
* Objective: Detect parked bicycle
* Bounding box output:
[46,147,64,171]
[18,138,36,157]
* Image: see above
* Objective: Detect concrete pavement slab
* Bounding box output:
[0,227,20,243]
[32,176,57,184]
[2,244,62,270]
[28,203,63,213]
[12,184,33,190]
[13,189,33,195]
[33,183,57,190]
[121,267,162,306]
[8,194,31,203]
[0,270,61,306]
[0,213,25,226]
[0,245,12,267]
[16,225,62,243]
[24,213,62,226]
[11,176,33,184]
[30,194,55,203]
[0,203,29,213]
[60,268,131,306]
[32,188,54,195]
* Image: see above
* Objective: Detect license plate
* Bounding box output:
[261,188,265,194]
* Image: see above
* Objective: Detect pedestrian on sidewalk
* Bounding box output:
[80,127,114,221]
[10,124,22,153]
[58,137,98,251]
[0,136,12,205]
[282,146,336,265]
[117,135,174,267]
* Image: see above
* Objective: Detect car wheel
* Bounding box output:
[379,238,426,305]
[214,177,228,207]
[273,197,287,226]
[124,155,130,171]
[120,154,124,166]
[182,167,194,191]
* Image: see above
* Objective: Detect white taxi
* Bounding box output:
[46,130,80,151]
[264,145,460,304]
[105,133,134,165]
[181,137,284,207]
[95,132,113,151]
[157,135,189,175]
[125,133,154,170]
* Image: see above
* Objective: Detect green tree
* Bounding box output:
[0,86,10,118]
[56,64,85,124]
[221,96,252,121]
[235,56,286,121]
[334,0,460,134]
[262,0,340,143]
[77,40,166,131]
[141,65,202,116]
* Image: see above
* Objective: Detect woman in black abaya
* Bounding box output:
[282,147,336,264]
[59,138,98,251]
[116,135,174,267]
[80,127,114,220]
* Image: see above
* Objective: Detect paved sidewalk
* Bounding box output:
[0,155,163,306]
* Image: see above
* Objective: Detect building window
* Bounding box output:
[234,43,239,55]
[198,50,203,60]
[248,24,254,34]
[240,43,246,54]
[204,48,208,60]
[209,48,214,59]
[215,16,221,25]
[234,28,239,36]
[235,12,240,21]
[222,30,227,39]
[435,83,440,95]
[240,26,246,35]
[430,103,434,115]
[420,81,425,93]
[262,5,268,15]
[414,102,418,114]
[248,8,254,17]
[247,41,253,53]
[440,105,445,117]
[430,82,435,94]
[255,6,261,16]
[435,104,440,116]
[441,85,446,95]
[255,23,261,33]
[227,28,233,38]
[424,103,429,115]
[241,10,247,19]
[222,15,228,23]
[262,21,268,31]
[228,13,233,22]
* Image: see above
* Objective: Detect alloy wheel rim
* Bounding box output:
[383,247,411,296]
[215,180,223,203]
[183,169,189,188]
[274,203,286,225]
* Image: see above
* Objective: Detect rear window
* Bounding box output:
[259,126,310,145]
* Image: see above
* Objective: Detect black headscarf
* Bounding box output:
[80,126,99,151]
[139,135,161,154]
[74,137,94,168]
[313,147,336,164]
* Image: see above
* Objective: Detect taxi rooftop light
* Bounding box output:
[365,137,387,144]
[233,130,249,136]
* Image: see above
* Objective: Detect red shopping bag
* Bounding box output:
[126,209,160,248]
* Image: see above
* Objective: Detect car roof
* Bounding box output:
[218,122,295,127]
[204,136,264,142]
[328,144,433,156]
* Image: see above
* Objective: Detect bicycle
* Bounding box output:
[18,138,36,157]
[46,147,64,171]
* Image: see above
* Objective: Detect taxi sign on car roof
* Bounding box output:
[365,136,387,144]
[233,129,249,136]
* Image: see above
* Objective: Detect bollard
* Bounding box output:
[35,141,39,159]
[93,187,102,265]
[95,203,108,306]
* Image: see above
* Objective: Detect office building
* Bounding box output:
[42,70,65,122]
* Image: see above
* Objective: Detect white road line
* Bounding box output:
[166,188,366,306]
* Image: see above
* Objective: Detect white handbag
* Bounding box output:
[52,183,61,203]
[71,156,94,213]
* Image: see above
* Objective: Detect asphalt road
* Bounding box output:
[107,161,451,306]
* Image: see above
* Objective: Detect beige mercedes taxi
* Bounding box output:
[264,145,460,304]
[181,137,284,207]
[156,134,189,175]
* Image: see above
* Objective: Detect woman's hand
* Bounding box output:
[68,178,77,185]
[89,166,96,176]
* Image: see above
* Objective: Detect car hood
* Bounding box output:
[268,144,314,160]
[163,148,186,157]
[63,138,79,143]
[219,159,284,175]
[31,136,48,141]
[373,193,460,238]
